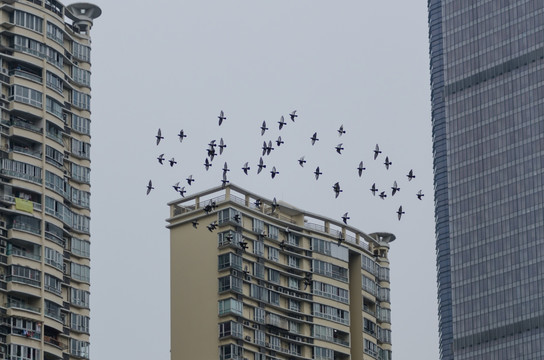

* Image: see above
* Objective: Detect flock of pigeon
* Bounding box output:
[146,110,424,222]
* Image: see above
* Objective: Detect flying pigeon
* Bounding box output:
[208,139,217,148]
[397,206,405,220]
[218,110,226,126]
[156,129,163,145]
[222,162,230,175]
[337,125,346,136]
[370,183,378,196]
[391,181,400,196]
[337,234,344,246]
[242,162,250,175]
[146,180,154,195]
[179,186,186,197]
[270,166,279,179]
[279,240,286,250]
[278,116,287,130]
[257,157,266,174]
[219,138,227,155]
[157,154,165,165]
[254,199,262,208]
[298,156,306,167]
[271,197,279,213]
[357,161,366,177]
[289,110,298,121]
[416,190,424,200]
[276,136,284,147]
[192,220,198,229]
[221,173,229,187]
[261,121,268,136]
[342,212,350,224]
[207,147,216,161]
[267,140,274,155]
[379,191,387,199]
[204,158,212,171]
[169,158,177,167]
[207,221,218,232]
[173,182,181,192]
[311,132,319,145]
[314,166,322,180]
[384,156,392,169]
[186,175,195,185]
[335,143,344,154]
[178,129,187,142]
[373,144,381,160]
[407,169,416,181]
[333,182,342,198]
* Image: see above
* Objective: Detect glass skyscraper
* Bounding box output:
[428,1,544,359]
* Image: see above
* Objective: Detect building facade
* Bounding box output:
[429,1,544,359]
[0,1,100,359]
[168,184,394,360]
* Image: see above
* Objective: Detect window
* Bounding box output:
[45,171,69,197]
[218,208,241,224]
[71,313,90,333]
[364,318,376,335]
[218,253,242,271]
[72,90,90,111]
[219,344,243,360]
[9,344,40,360]
[267,246,279,262]
[11,85,42,108]
[70,339,89,359]
[13,35,45,58]
[362,275,376,295]
[218,276,242,294]
[362,255,377,275]
[311,237,348,261]
[45,145,63,166]
[71,138,91,159]
[288,277,299,290]
[72,114,91,135]
[267,268,280,284]
[72,66,91,86]
[314,347,334,360]
[313,281,349,304]
[72,41,90,62]
[1,159,42,183]
[46,96,63,119]
[46,71,63,93]
[72,213,90,233]
[288,299,300,312]
[253,240,264,256]
[253,262,264,279]
[9,265,40,286]
[218,298,242,316]
[219,321,242,338]
[71,262,90,283]
[70,288,90,308]
[254,329,265,346]
[267,224,279,239]
[44,300,61,320]
[364,339,378,357]
[71,163,91,183]
[268,291,279,306]
[252,218,264,233]
[312,303,349,325]
[287,233,300,246]
[313,324,334,342]
[71,188,91,209]
[218,231,241,247]
[312,259,348,282]
[13,10,43,33]
[44,274,62,295]
[287,255,300,269]
[45,46,63,68]
[44,247,63,270]
[269,335,281,350]
[46,22,63,44]
[254,307,265,323]
[289,320,301,334]
[250,284,268,302]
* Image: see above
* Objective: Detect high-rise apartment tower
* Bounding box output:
[168,184,394,360]
[429,1,544,359]
[0,1,100,359]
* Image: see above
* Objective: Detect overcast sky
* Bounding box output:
[85,1,437,359]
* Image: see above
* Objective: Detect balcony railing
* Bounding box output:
[6,275,40,287]
[10,69,42,83]
[6,301,40,313]
[7,248,41,261]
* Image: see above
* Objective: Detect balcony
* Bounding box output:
[6,301,40,314]
[10,69,42,83]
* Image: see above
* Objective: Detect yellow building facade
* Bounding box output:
[168,184,394,360]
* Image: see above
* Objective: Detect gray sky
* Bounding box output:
[87,1,437,358]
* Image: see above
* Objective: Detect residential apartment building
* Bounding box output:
[0,1,100,359]
[168,184,394,360]
[429,1,544,359]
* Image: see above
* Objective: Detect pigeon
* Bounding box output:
[335,143,344,154]
[276,136,284,147]
[221,173,229,187]
[186,175,195,185]
[397,206,405,220]
[169,158,177,167]
[271,197,279,213]
[373,144,381,160]
[384,156,392,169]
[192,220,198,229]
[233,214,241,223]
[333,182,342,198]
[279,240,286,250]
[289,110,298,122]
[338,125,346,136]
[417,190,424,200]
[314,167,322,180]
[267,140,274,155]
[270,166,279,179]
[179,186,186,197]
[298,156,306,167]
[173,182,181,192]
[370,183,378,196]
[207,147,217,161]
[242,162,250,175]
[391,181,400,196]
[204,158,212,171]
[342,212,350,224]
[222,162,230,175]
[337,234,344,246]
[278,116,287,130]
[254,199,262,208]
[310,132,319,145]
[219,138,227,155]
[257,157,266,174]
[239,240,249,251]
[157,154,165,165]
[379,191,387,200]
[407,169,416,181]
[155,129,163,145]
[218,110,226,126]
[178,129,187,142]
[261,121,268,136]
[146,180,154,195]
[357,161,366,177]
[207,221,218,232]
[208,139,217,149]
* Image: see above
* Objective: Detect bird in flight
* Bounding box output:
[262,141,274,156]
[335,143,344,154]
[257,157,266,174]
[314,166,322,180]
[373,144,381,160]
[310,132,319,145]
[278,116,287,130]
[204,158,212,171]
[242,162,250,175]
[416,190,424,200]
[384,156,392,170]
[221,173,229,187]
[379,191,387,200]
[261,121,268,136]
[218,110,226,126]
[397,206,405,220]
[186,175,195,185]
[338,125,346,136]
[219,138,227,155]
[169,157,177,167]
[298,156,306,167]
[254,199,262,208]
[342,212,350,224]
[370,183,378,196]
[391,181,400,196]
[156,129,164,145]
[178,129,187,142]
[179,186,186,197]
[271,197,279,213]
[357,161,366,177]
[157,154,165,165]
[192,220,198,229]
[207,221,218,232]
[222,162,230,175]
[173,182,181,192]
[146,180,154,195]
[337,234,344,247]
[270,166,279,179]
[407,169,416,181]
[289,110,298,122]
[333,182,342,198]
[276,136,284,147]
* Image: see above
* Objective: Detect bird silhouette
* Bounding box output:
[391,181,400,196]
[221,173,229,187]
[384,156,392,169]
[222,162,230,175]
[173,182,181,192]
[146,180,154,195]
[219,138,227,155]
[337,234,344,246]
[178,129,187,142]
[335,143,344,154]
[333,182,342,198]
[257,157,266,174]
[186,175,195,185]
[179,186,186,197]
[278,116,287,130]
[207,147,217,161]
[169,158,177,167]
[314,166,322,180]
[407,169,416,181]
[192,220,198,229]
[157,154,165,165]
[267,140,274,155]
[379,191,387,200]
[357,161,366,177]
[271,197,279,212]
[242,162,250,175]
[370,183,378,196]
[270,166,279,179]
[397,206,405,220]
[156,129,163,145]
[207,221,218,232]
[342,212,350,224]
[311,132,319,145]
[261,121,268,136]
[298,156,306,167]
[279,240,286,250]
[254,199,262,208]
[338,125,346,136]
[289,110,298,122]
[218,110,226,126]
[276,136,284,147]
[373,144,381,160]
[416,190,424,200]
[204,158,212,171]
[208,139,217,149]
